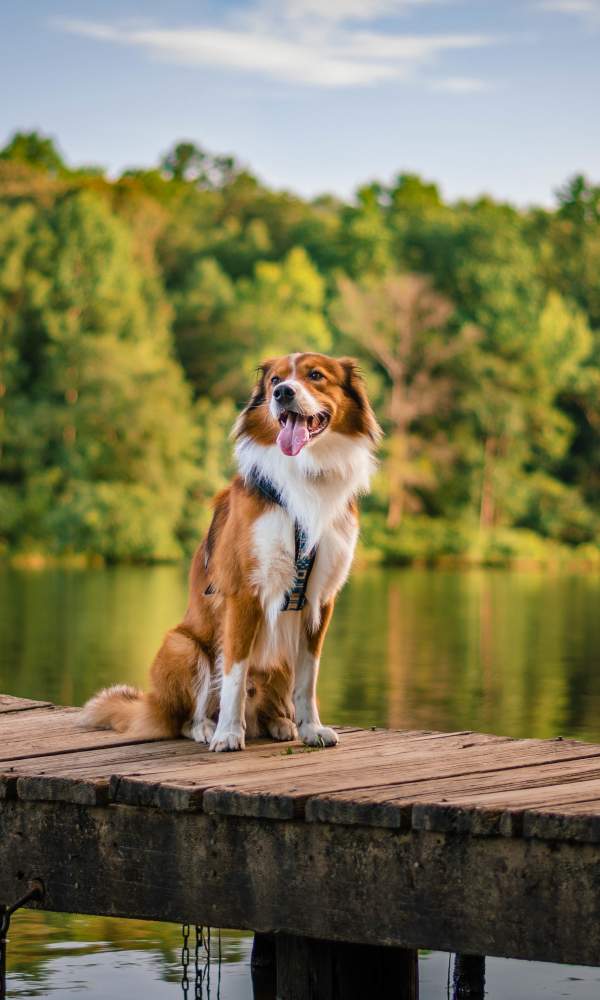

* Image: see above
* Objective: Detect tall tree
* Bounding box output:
[333,272,476,527]
[0,190,197,559]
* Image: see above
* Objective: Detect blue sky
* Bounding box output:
[1,1,599,205]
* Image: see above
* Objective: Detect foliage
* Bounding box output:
[1,128,600,565]
[0,186,196,560]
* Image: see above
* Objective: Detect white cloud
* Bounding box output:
[539,0,597,10]
[430,75,490,92]
[276,0,445,22]
[56,4,496,90]
[537,0,600,19]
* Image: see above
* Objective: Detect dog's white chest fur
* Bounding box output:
[241,432,372,671]
[250,506,358,669]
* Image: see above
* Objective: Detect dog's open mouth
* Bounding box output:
[277,410,330,457]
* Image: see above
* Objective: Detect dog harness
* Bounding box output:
[249,469,317,612]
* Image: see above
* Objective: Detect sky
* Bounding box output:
[1,1,599,206]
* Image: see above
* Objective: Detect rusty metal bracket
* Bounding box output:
[0,880,44,1000]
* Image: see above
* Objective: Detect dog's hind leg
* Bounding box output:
[149,626,214,742]
[181,649,220,745]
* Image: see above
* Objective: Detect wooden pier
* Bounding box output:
[3,693,600,997]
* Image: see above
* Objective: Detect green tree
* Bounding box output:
[231,246,332,395]
[0,191,197,560]
[0,131,66,175]
[333,272,476,527]
[171,257,236,398]
[160,140,239,189]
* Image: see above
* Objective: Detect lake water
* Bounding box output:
[2,564,600,998]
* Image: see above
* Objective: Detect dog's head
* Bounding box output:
[236,352,381,457]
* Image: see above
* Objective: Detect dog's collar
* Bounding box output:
[248,467,317,612]
[249,471,285,508]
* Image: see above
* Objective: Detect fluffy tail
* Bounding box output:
[81,684,178,739]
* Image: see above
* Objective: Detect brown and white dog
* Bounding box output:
[83,353,380,752]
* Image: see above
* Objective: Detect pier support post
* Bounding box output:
[252,933,277,1000]
[452,954,485,999]
[276,933,418,1000]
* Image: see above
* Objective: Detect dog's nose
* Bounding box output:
[274,383,295,404]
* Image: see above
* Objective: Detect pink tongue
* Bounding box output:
[277,412,309,457]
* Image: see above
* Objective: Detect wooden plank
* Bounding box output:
[5,728,481,809]
[0,726,496,810]
[111,731,509,816]
[4,696,600,842]
[198,737,600,823]
[0,706,164,760]
[0,694,51,714]
[3,798,600,966]
[411,774,600,838]
[522,796,600,842]
[0,713,452,765]
[306,753,600,833]
[11,718,600,833]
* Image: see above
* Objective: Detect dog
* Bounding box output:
[82,352,380,751]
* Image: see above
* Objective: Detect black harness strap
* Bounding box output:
[249,469,317,612]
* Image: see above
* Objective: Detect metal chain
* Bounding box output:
[181,923,191,998]
[194,925,204,999]
[1,907,10,1000]
[182,924,222,998]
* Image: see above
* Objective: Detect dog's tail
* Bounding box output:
[81,684,178,739]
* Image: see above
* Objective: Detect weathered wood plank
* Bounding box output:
[5,693,600,969]
[412,774,600,838]
[7,709,600,836]
[0,706,162,760]
[112,731,508,816]
[199,737,600,823]
[522,797,600,842]
[2,798,600,966]
[0,694,51,714]
[1,726,491,808]
[307,753,600,833]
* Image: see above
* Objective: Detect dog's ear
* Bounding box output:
[234,359,275,438]
[339,357,382,444]
[250,359,275,408]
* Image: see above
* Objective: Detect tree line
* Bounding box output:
[1,131,600,565]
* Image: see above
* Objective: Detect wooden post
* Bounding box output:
[252,932,277,1000]
[276,933,418,1000]
[452,954,485,999]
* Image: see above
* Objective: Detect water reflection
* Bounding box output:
[3,566,600,741]
[6,912,248,998]
[3,564,600,998]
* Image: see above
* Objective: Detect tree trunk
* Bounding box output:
[386,379,408,530]
[479,436,496,530]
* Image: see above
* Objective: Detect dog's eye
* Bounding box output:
[308,370,324,381]
[270,376,281,385]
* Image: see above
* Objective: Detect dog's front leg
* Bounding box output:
[294,601,338,748]
[210,595,261,752]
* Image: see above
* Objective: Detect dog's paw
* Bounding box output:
[299,724,339,748]
[181,717,216,744]
[267,717,298,742]
[209,726,245,752]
